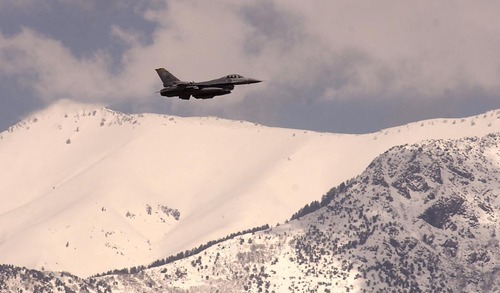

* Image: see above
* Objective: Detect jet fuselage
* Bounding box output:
[156,68,261,100]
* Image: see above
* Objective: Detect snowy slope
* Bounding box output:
[2,132,498,292]
[1,99,499,277]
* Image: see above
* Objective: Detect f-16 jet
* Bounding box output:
[155,68,261,100]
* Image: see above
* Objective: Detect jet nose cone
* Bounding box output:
[248,78,262,84]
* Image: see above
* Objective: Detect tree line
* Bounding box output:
[94,224,270,277]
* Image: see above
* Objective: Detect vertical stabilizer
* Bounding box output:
[155,68,180,87]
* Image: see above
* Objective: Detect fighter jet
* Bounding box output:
[155,68,261,100]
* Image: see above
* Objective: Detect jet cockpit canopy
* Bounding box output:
[226,74,244,79]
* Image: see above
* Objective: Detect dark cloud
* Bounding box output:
[308,86,500,134]
[0,1,156,64]
[240,1,306,55]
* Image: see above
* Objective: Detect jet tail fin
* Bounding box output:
[155,68,180,87]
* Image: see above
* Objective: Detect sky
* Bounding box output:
[1,0,500,134]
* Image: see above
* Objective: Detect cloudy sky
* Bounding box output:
[1,1,500,134]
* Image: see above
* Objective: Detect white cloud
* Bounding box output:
[0,29,115,103]
[111,25,144,47]
[275,1,500,99]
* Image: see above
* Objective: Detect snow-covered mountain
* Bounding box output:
[97,133,500,292]
[1,100,499,278]
[2,132,499,292]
